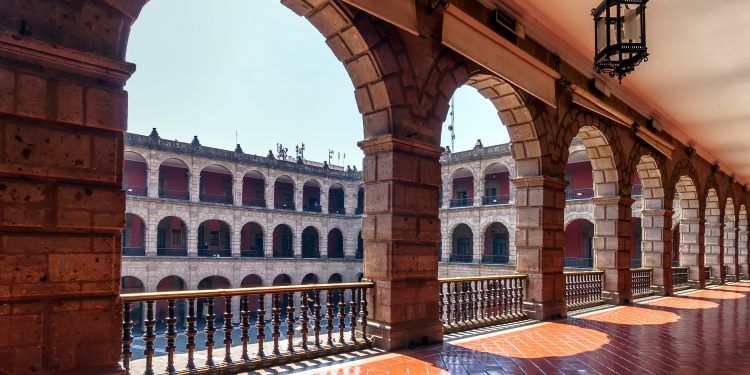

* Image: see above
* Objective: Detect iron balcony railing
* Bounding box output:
[275,202,296,211]
[564,257,594,269]
[273,249,294,258]
[481,254,510,264]
[438,274,526,333]
[672,260,680,267]
[123,247,146,257]
[303,204,322,213]
[301,251,321,259]
[450,198,473,208]
[157,248,187,257]
[672,267,690,290]
[158,189,189,201]
[631,183,643,196]
[449,253,474,263]
[565,188,594,200]
[630,268,653,298]
[329,208,346,215]
[121,281,373,374]
[198,248,231,257]
[240,249,264,258]
[481,195,510,205]
[630,259,642,269]
[328,252,345,259]
[564,270,605,310]
[242,198,266,208]
[124,185,148,196]
[199,193,233,204]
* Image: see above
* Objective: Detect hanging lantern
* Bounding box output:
[592,0,648,82]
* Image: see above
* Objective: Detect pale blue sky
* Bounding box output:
[125,1,509,168]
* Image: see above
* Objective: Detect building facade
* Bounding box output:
[122,131,688,292]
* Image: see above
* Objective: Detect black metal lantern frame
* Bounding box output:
[592,0,648,81]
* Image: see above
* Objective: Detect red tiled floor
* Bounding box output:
[306,282,750,374]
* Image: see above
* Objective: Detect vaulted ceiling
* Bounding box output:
[496,0,750,183]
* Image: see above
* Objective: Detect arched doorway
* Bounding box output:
[327,228,344,259]
[482,223,509,264]
[156,217,187,256]
[450,224,473,263]
[564,219,594,269]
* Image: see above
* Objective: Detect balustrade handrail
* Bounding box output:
[563,270,605,276]
[122,281,374,303]
[438,274,527,283]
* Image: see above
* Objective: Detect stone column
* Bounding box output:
[148,167,159,198]
[231,219,241,258]
[723,226,740,281]
[472,229,482,263]
[593,196,633,305]
[190,170,200,203]
[704,222,725,284]
[187,216,198,257]
[739,229,749,279]
[233,177,243,207]
[320,190,329,214]
[265,180,274,209]
[359,135,443,350]
[344,189,357,215]
[320,232,329,258]
[145,214,158,257]
[679,218,706,288]
[513,176,567,320]
[474,175,483,207]
[641,209,674,295]
[295,183,303,212]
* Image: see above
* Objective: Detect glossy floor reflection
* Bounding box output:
[297,282,750,374]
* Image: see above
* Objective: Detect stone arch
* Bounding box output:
[635,154,672,287]
[564,212,596,228]
[328,273,343,284]
[196,219,231,257]
[158,157,191,200]
[123,213,146,255]
[462,74,546,177]
[240,274,263,312]
[301,273,319,285]
[156,216,188,256]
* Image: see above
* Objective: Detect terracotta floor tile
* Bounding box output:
[306,283,750,375]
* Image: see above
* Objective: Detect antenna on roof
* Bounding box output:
[448,96,456,151]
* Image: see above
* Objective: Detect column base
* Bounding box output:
[603,290,632,305]
[522,300,567,320]
[650,285,673,296]
[711,277,726,285]
[689,280,706,289]
[367,318,443,351]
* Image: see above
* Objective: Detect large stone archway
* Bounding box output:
[635,154,672,294]
[704,188,724,284]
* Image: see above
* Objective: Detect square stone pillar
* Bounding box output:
[147,167,159,198]
[320,191,329,214]
[704,222,725,284]
[233,177,243,207]
[592,197,634,305]
[724,227,740,281]
[359,135,443,350]
[512,176,567,320]
[739,229,749,279]
[265,181,275,209]
[640,209,674,296]
[190,171,200,203]
[679,218,706,288]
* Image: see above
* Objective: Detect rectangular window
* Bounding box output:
[485,188,497,197]
[209,231,220,246]
[171,229,182,246]
[493,234,508,255]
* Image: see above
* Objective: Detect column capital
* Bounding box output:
[358,135,443,158]
[511,175,567,190]
[592,196,635,206]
